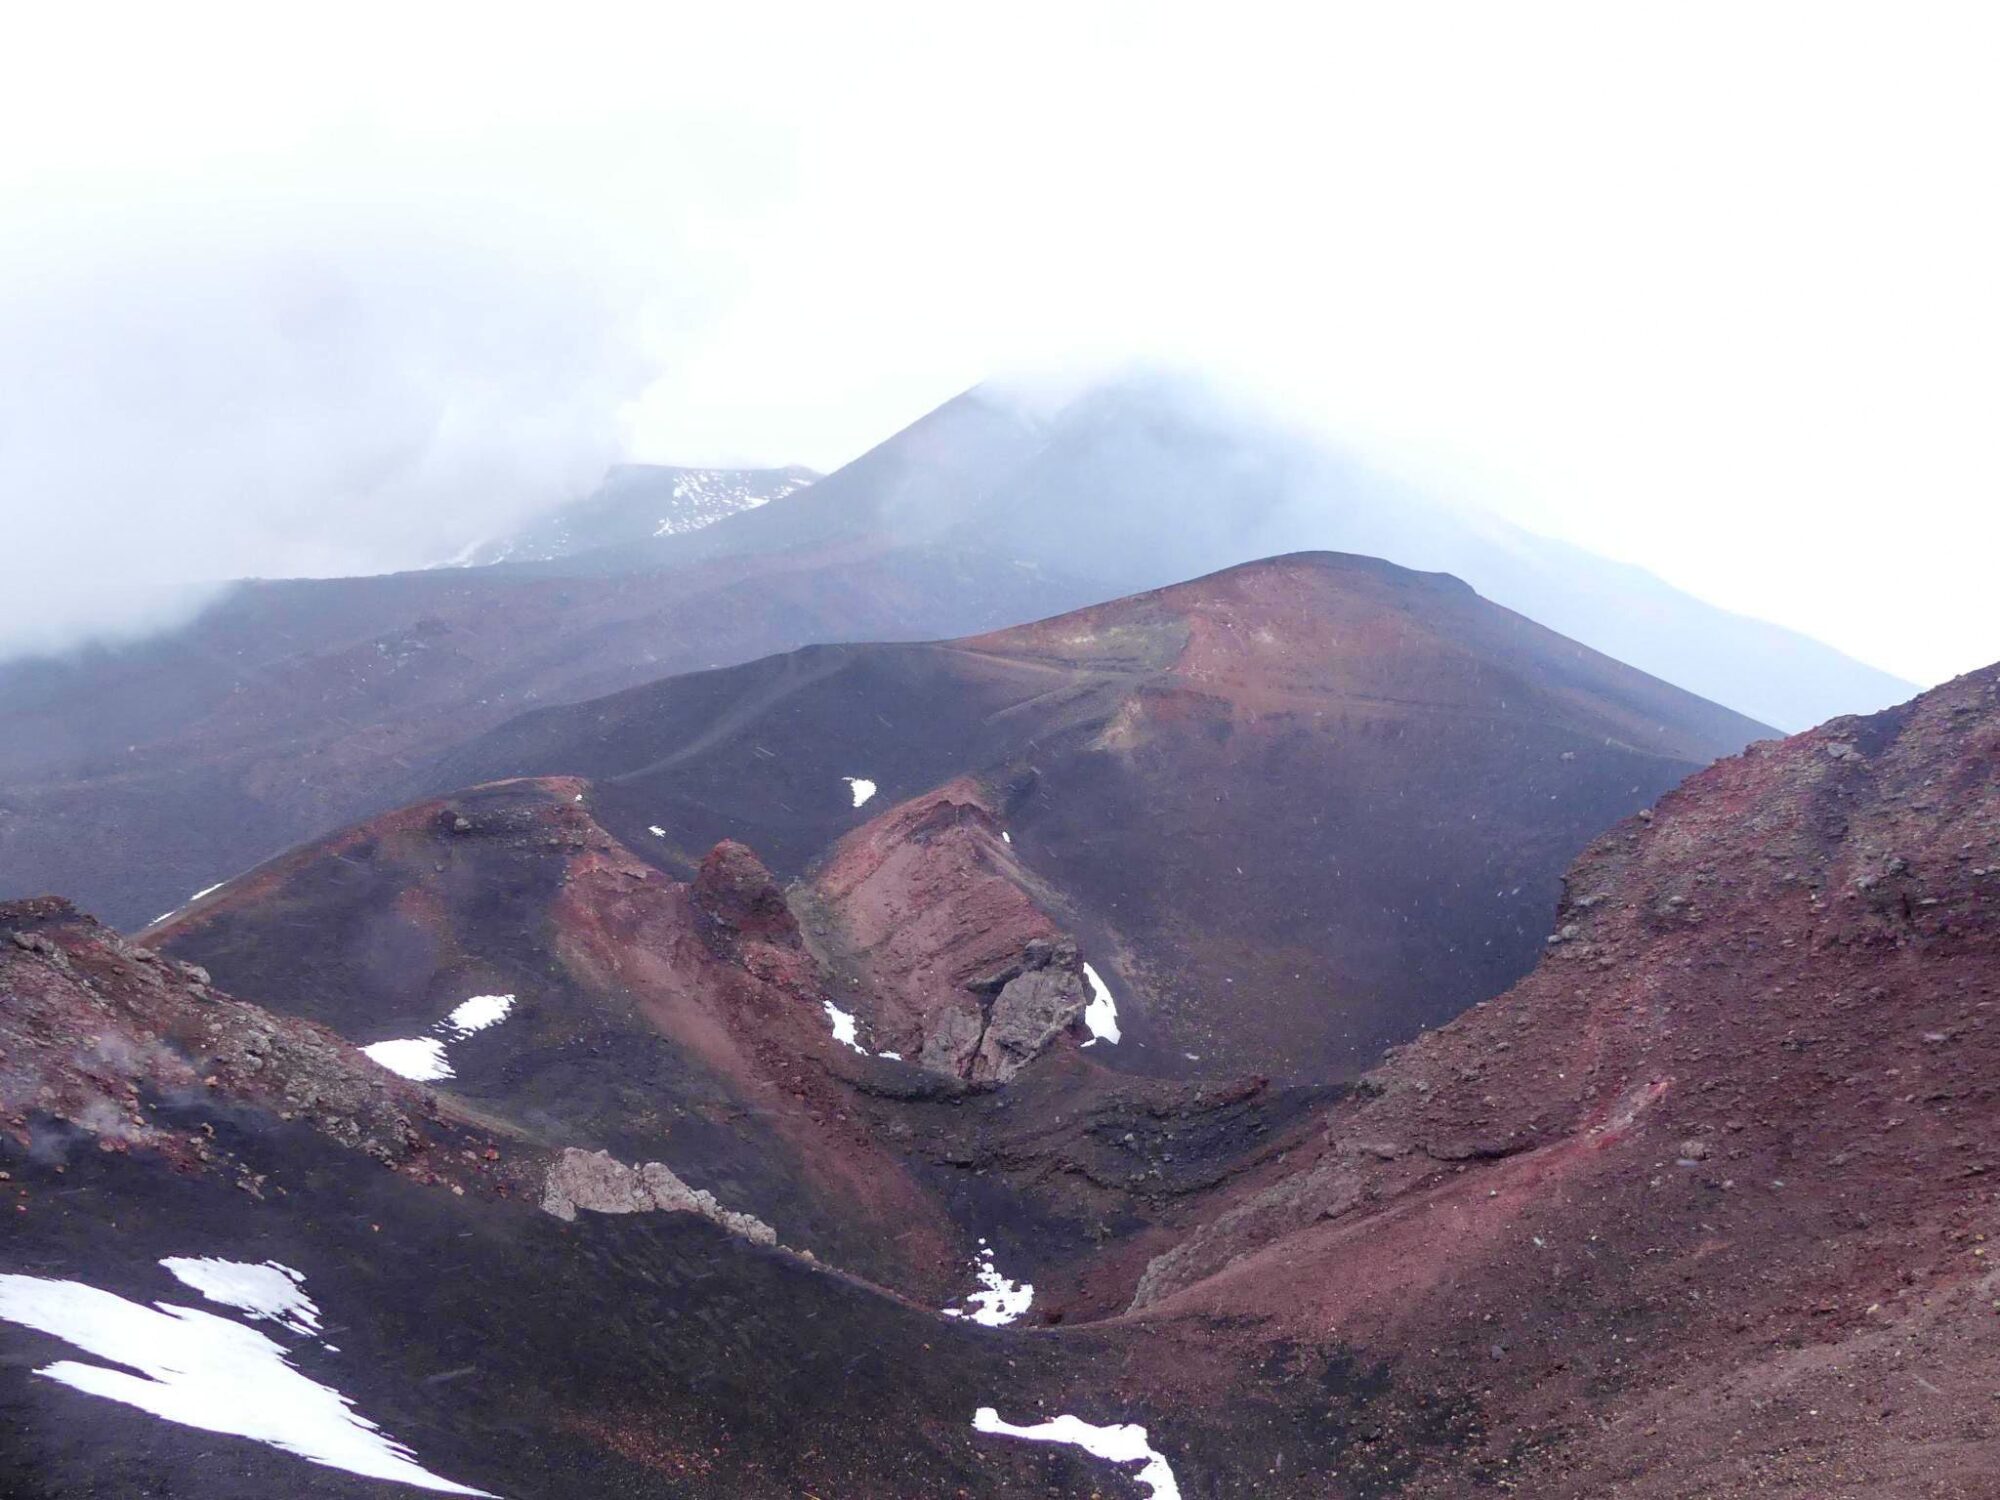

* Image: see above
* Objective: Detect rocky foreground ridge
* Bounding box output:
[1126,664,2000,1495]
[3,665,1997,1496]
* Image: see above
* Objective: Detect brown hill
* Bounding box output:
[424,552,1771,1081]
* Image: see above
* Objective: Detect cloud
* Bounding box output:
[0,4,1994,682]
[0,171,659,656]
[0,5,808,658]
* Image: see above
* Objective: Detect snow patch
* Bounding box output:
[150,881,228,925]
[1001,831,1011,844]
[160,1260,320,1338]
[821,1001,867,1054]
[444,994,514,1036]
[362,1037,453,1082]
[1081,964,1121,1046]
[0,1271,492,1495]
[648,825,667,838]
[972,1407,1179,1500]
[650,470,810,538]
[363,992,518,1082]
[942,1243,1034,1327]
[843,777,877,808]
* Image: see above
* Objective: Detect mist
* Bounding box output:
[0,4,1995,682]
[828,369,1917,731]
[0,184,655,657]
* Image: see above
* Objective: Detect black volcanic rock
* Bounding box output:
[1,907,1159,1499]
[141,775,1328,1315]
[6,667,1992,1499]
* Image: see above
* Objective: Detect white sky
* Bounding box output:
[1,2,1994,683]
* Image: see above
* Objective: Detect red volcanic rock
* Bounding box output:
[692,839,801,945]
[0,896,523,1193]
[137,769,1345,1329]
[1129,664,2000,1495]
[804,778,1089,1080]
[149,775,969,1290]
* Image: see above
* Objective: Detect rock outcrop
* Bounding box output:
[803,779,1089,1081]
[540,1147,778,1245]
[916,937,1088,1080]
[692,839,802,946]
[0,896,527,1196]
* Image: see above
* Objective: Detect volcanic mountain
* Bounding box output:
[417,551,1770,1081]
[582,376,1916,730]
[1,767,1337,1494]
[0,377,1905,934]
[4,656,1992,1496]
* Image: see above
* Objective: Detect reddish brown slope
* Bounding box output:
[143,775,1326,1312]
[141,776,967,1288]
[0,896,520,1195]
[1125,665,2000,1496]
[0,899,1187,1500]
[430,551,1771,1082]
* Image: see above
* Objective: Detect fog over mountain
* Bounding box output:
[558,374,1912,729]
[0,192,655,656]
[2,6,1994,684]
[437,464,820,567]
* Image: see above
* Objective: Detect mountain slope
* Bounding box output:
[1123,663,2000,1495]
[140,774,1328,1310]
[421,552,1772,1081]
[0,897,1200,1499]
[8,664,1994,1496]
[0,542,1101,930]
[0,375,1900,933]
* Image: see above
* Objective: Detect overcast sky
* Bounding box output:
[1,3,1994,684]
